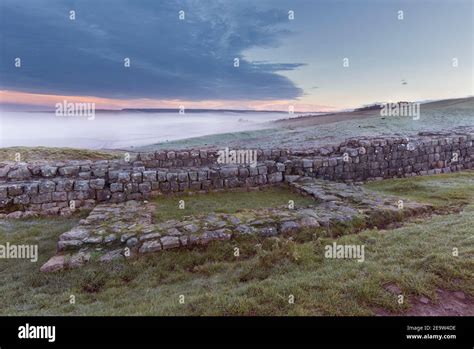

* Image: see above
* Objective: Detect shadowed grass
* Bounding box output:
[153,186,315,222]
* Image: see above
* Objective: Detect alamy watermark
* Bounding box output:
[217,147,257,167]
[0,242,38,262]
[55,100,95,120]
[18,323,55,343]
[325,242,365,262]
[380,102,420,120]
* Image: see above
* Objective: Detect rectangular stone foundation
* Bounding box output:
[1,131,472,216]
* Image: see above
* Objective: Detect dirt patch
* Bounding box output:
[374,286,474,316]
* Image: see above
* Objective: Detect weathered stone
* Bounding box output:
[200,229,232,244]
[104,234,117,244]
[157,171,167,182]
[267,172,283,183]
[139,239,162,253]
[161,236,180,249]
[78,172,91,180]
[166,228,181,236]
[60,227,89,241]
[139,152,155,161]
[139,182,152,193]
[59,166,80,176]
[284,175,300,183]
[139,232,162,241]
[235,225,254,234]
[89,179,105,189]
[320,148,332,156]
[299,217,320,229]
[99,249,124,263]
[40,165,58,177]
[7,166,31,180]
[228,216,241,225]
[178,172,189,182]
[96,189,111,201]
[58,239,83,251]
[280,221,300,234]
[7,184,23,196]
[166,172,178,182]
[0,165,11,178]
[220,167,239,178]
[30,193,52,204]
[92,167,108,177]
[74,180,89,191]
[111,192,125,202]
[179,236,188,246]
[126,237,139,247]
[52,192,67,202]
[118,172,131,183]
[189,171,198,181]
[38,181,56,194]
[68,252,91,269]
[56,179,74,192]
[143,171,157,182]
[131,172,143,183]
[110,183,123,192]
[258,226,278,237]
[40,255,65,273]
[108,170,119,180]
[84,236,103,244]
[22,211,38,218]
[6,211,23,219]
[183,224,199,233]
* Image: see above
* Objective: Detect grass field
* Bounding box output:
[0,172,472,315]
[364,171,474,208]
[0,147,122,162]
[153,186,315,222]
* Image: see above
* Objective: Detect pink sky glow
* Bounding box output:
[0,90,338,113]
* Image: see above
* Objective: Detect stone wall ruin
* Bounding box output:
[1,131,472,217]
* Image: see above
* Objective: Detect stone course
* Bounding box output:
[40,177,436,272]
[1,131,472,216]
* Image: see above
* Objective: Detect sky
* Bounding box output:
[0,0,472,111]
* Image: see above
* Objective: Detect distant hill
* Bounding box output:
[353,97,474,112]
[273,96,474,128]
[419,97,474,110]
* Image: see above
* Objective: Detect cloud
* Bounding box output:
[0,0,304,101]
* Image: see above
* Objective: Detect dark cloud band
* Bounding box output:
[0,0,303,101]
